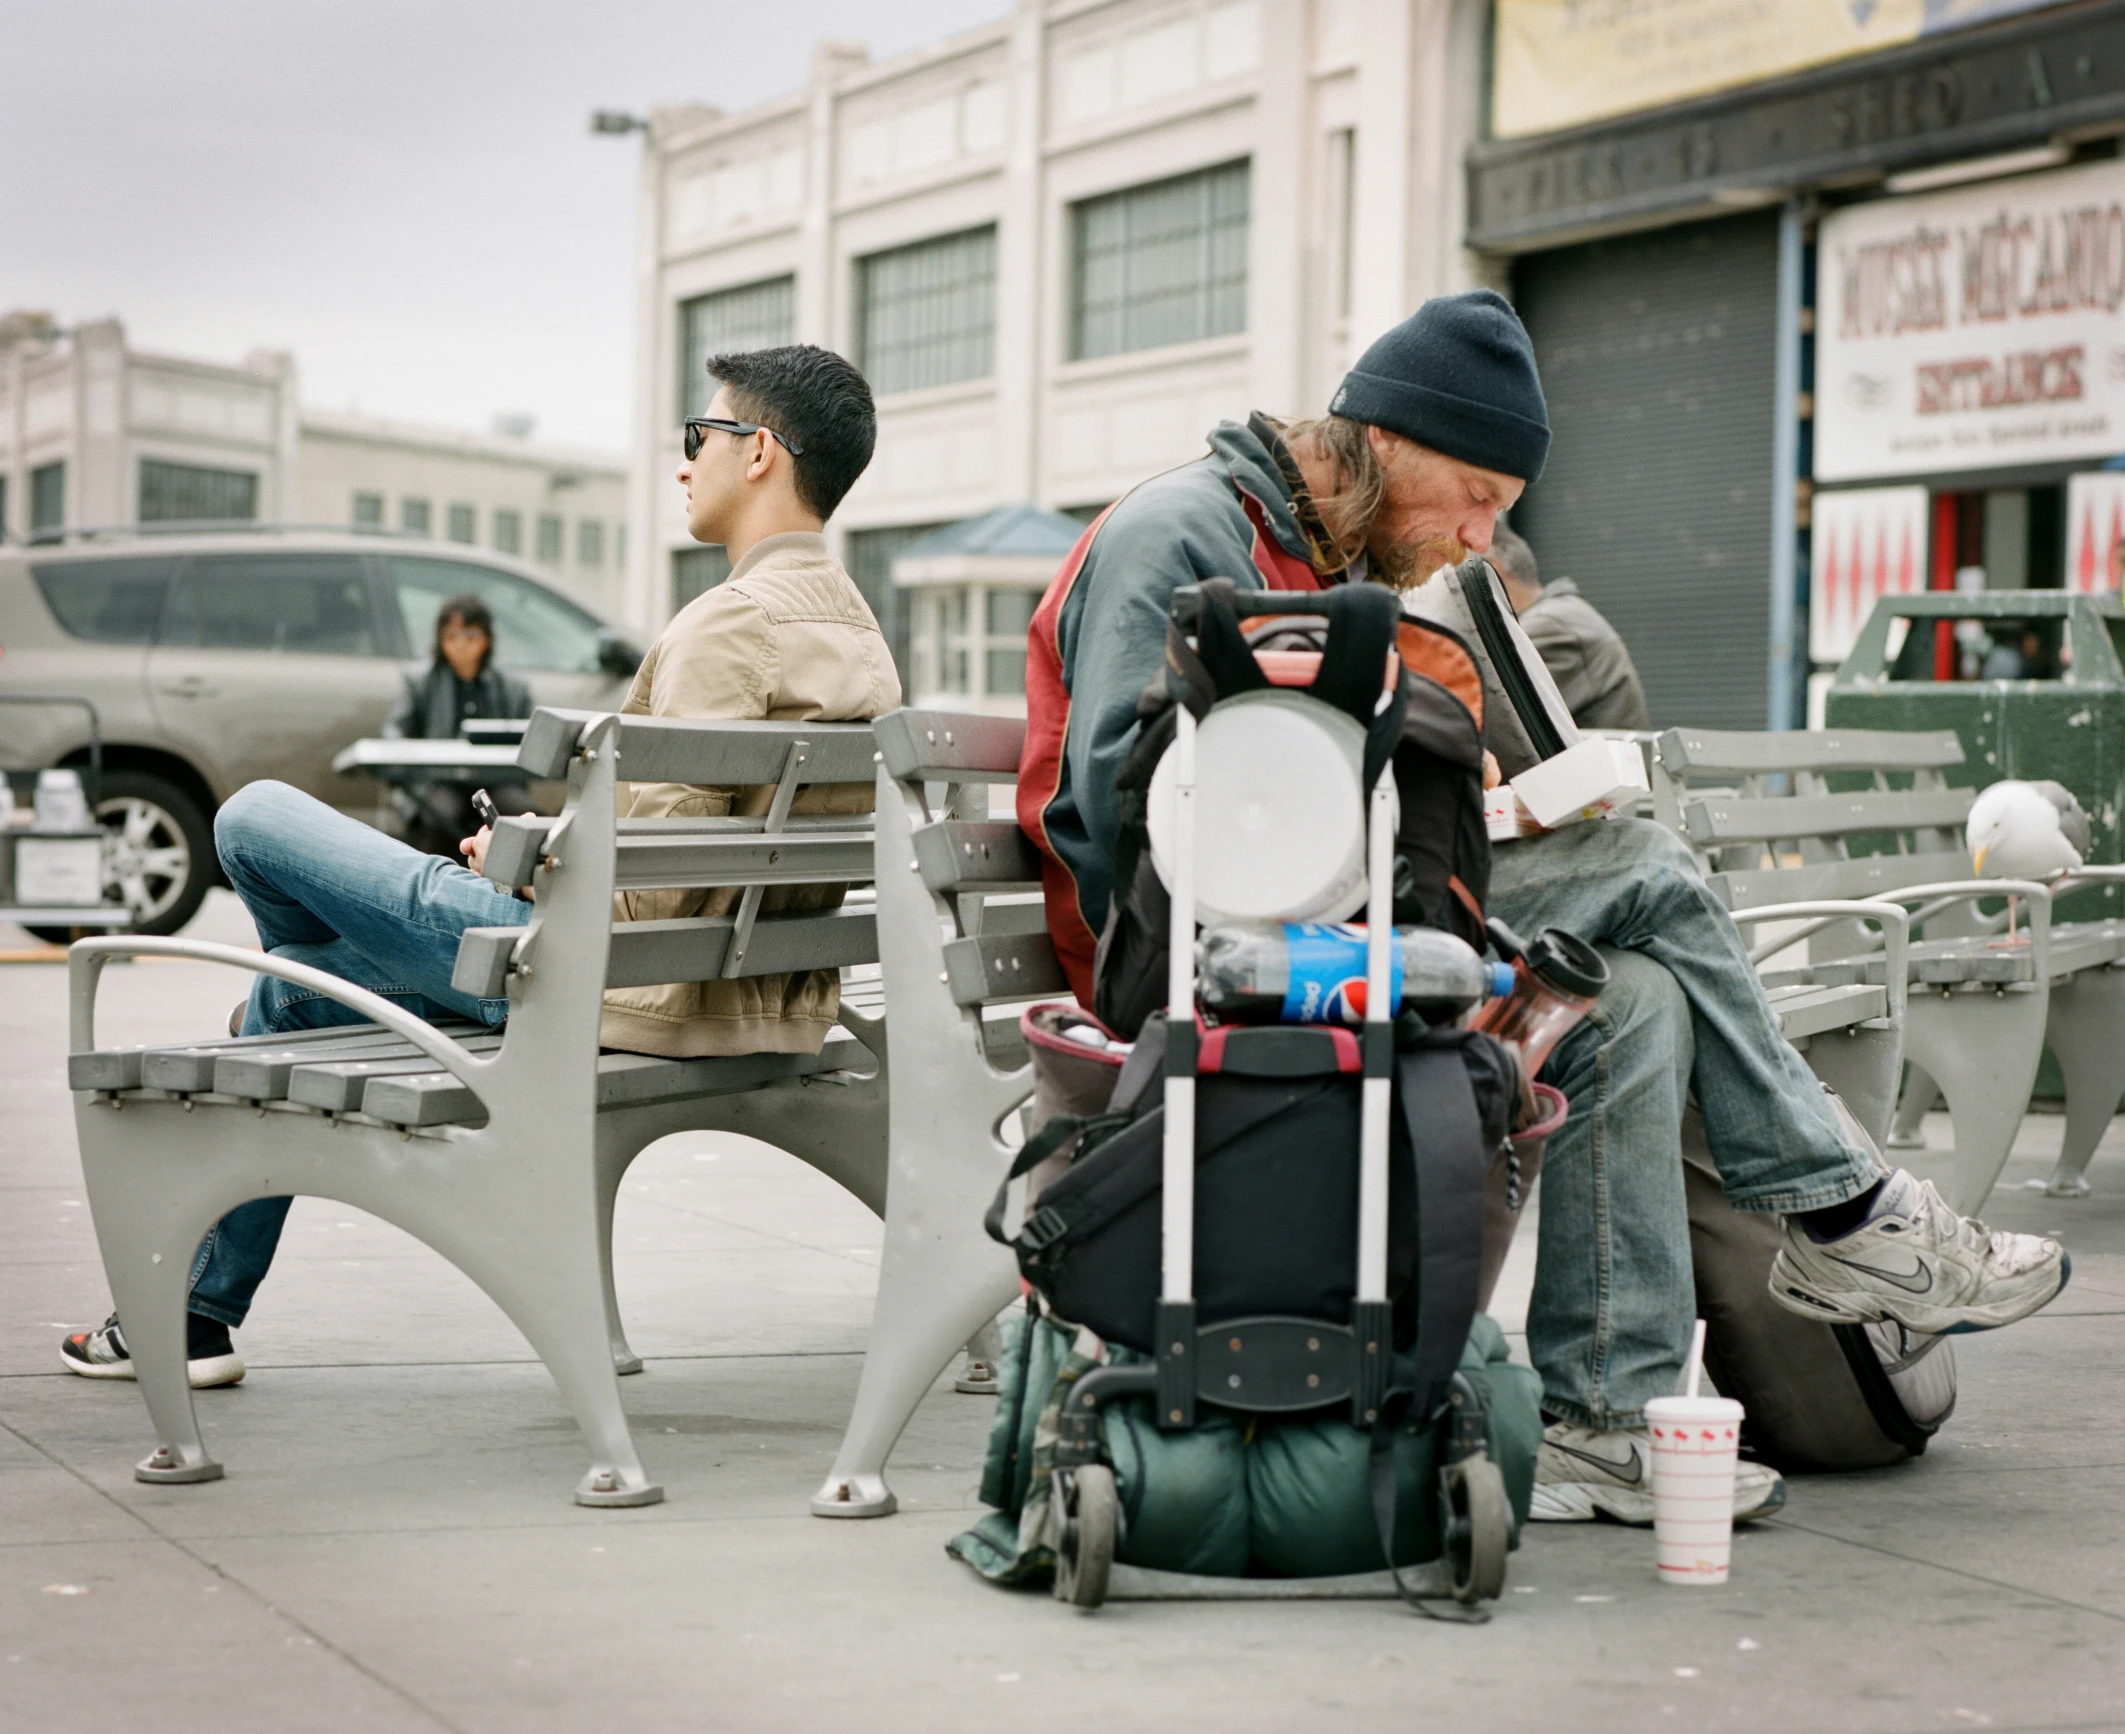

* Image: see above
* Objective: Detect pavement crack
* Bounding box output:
[1766,1513,2125,1625]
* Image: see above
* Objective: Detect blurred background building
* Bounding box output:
[629,0,2125,732]
[1,312,627,616]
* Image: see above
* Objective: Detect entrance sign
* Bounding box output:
[1810,485,1929,663]
[1816,158,2125,482]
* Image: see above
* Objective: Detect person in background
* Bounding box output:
[382,593,534,856]
[1487,526,1652,731]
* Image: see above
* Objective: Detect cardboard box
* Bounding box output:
[11,833,105,906]
[1506,736,1650,830]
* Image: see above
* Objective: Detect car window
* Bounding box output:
[30,556,178,643]
[386,556,603,674]
[161,554,382,655]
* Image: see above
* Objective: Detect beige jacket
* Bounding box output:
[598,531,901,1057]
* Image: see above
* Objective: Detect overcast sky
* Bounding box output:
[0,0,1007,453]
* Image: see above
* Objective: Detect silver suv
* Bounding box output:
[0,526,641,934]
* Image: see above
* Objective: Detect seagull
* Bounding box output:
[1968,780,2090,940]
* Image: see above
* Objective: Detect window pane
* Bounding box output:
[672,545,731,612]
[447,504,476,544]
[162,555,380,655]
[401,498,432,535]
[676,276,796,421]
[387,557,602,675]
[857,226,998,396]
[985,647,1028,696]
[578,519,604,568]
[493,509,522,555]
[30,462,65,532]
[353,492,384,528]
[138,459,258,524]
[984,587,1038,639]
[536,515,563,563]
[31,556,178,644]
[1070,160,1250,361]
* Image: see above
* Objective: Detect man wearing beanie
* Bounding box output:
[1018,289,2068,1530]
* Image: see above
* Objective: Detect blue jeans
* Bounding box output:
[1489,818,1879,1430]
[185,781,532,1330]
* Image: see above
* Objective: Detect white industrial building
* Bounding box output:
[623,0,1493,672]
[1,312,629,617]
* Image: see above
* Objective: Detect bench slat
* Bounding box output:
[610,831,875,892]
[876,710,1025,783]
[1659,727,1964,776]
[68,1019,420,1094]
[359,1031,875,1126]
[913,820,1044,891]
[1708,851,1967,910]
[483,812,875,891]
[285,1037,508,1112]
[131,1021,482,1094]
[215,1030,477,1100]
[943,930,1070,1006]
[454,906,883,999]
[1766,981,1890,1040]
[516,710,878,785]
[1685,787,1975,846]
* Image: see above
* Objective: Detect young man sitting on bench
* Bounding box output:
[1018,291,2069,1529]
[63,344,900,1388]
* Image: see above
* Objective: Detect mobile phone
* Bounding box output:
[470,788,499,829]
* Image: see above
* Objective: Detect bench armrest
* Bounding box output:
[1877,878,2053,981]
[68,937,493,1097]
[1729,899,1910,1025]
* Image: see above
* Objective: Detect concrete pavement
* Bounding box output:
[4,893,2124,1733]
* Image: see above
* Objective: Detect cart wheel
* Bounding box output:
[1053,1465,1117,1609]
[1443,1456,1511,1605]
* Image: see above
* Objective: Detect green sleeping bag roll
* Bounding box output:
[1105,1399,1252,1577]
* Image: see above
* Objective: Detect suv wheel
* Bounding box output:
[24,771,214,943]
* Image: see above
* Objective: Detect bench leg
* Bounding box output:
[956,1314,1008,1394]
[1887,1066,1940,1149]
[1798,1023,1903,1150]
[592,1128,645,1376]
[1900,985,2049,1214]
[2040,965,2125,1197]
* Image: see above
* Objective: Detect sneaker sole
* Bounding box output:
[1769,1248,2071,1335]
[58,1347,246,1389]
[1530,1476,1785,1527]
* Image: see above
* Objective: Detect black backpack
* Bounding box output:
[1092,579,1494,1040]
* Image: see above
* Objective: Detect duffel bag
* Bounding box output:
[1686,1094,1955,1471]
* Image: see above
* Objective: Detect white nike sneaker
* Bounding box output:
[1770,1169,2069,1335]
[1528,1422,1785,1525]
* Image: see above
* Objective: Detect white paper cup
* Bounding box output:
[1645,1395,1744,1587]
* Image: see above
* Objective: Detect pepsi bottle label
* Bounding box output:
[1279,922,1402,1024]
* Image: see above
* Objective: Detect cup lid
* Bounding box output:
[1527,927,1608,998]
[1643,1395,1743,1422]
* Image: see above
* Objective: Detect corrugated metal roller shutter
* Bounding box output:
[1509,211,1778,730]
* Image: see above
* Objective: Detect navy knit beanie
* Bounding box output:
[1329,289,1550,483]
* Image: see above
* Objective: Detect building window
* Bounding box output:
[536,514,563,564]
[1070,159,1250,361]
[578,519,604,569]
[447,503,477,544]
[30,462,67,534]
[401,498,432,535]
[493,508,522,555]
[984,587,1037,697]
[353,491,384,528]
[857,226,998,396]
[138,459,259,525]
[672,546,732,612]
[677,275,796,421]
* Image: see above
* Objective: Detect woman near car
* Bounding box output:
[383,592,534,857]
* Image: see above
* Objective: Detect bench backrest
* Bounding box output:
[1650,726,1974,915]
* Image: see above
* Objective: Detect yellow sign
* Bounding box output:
[1492,0,1930,139]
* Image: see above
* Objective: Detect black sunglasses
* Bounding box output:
[683,416,804,460]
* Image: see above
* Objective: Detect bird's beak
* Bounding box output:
[1973,846,1988,875]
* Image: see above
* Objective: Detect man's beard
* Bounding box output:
[1367,533,1469,591]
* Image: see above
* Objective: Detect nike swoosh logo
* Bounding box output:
[1549,1440,1645,1486]
[1826,1253,1934,1295]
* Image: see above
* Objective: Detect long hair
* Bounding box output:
[1281,414,1383,560]
[433,592,495,673]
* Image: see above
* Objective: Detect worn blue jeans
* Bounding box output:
[1489,818,1880,1430]
[185,781,532,1329]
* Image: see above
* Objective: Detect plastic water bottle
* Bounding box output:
[1467,923,1609,1076]
[1195,922,1513,1026]
[33,769,91,832]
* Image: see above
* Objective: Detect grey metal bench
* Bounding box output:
[69,706,893,1507]
[808,709,1056,1517]
[1651,725,2125,1208]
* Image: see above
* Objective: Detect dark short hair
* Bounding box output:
[1487,525,1539,589]
[434,592,494,670]
[705,345,875,521]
